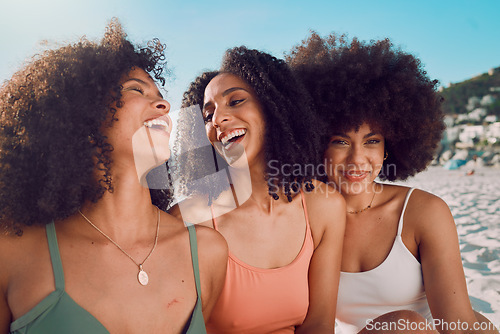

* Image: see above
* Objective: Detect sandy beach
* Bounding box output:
[393,166,500,325]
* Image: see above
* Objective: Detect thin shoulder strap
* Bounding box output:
[209,205,218,230]
[187,224,202,298]
[299,189,311,229]
[397,188,415,236]
[45,222,65,290]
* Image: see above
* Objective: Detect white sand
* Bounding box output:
[395,166,500,325]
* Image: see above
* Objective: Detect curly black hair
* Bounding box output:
[0,18,167,232]
[286,32,445,181]
[179,47,322,202]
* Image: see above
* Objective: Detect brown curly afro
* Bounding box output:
[0,19,167,232]
[179,47,322,202]
[286,32,445,181]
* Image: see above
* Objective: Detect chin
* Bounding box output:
[330,177,372,195]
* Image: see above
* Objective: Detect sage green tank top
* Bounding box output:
[10,222,206,333]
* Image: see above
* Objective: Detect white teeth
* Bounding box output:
[144,119,169,132]
[221,129,246,145]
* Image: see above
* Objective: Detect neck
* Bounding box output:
[244,159,288,214]
[79,165,157,242]
[342,182,380,213]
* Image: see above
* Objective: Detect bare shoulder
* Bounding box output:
[405,188,453,221]
[191,224,228,260]
[167,203,213,228]
[0,225,47,290]
[302,180,346,246]
[404,188,455,241]
[302,179,345,210]
[0,225,46,262]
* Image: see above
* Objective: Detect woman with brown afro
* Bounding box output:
[287,32,497,334]
[172,46,346,333]
[0,19,227,333]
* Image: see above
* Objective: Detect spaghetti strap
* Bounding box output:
[187,224,202,297]
[397,188,415,236]
[210,205,219,230]
[45,222,65,290]
[299,189,311,229]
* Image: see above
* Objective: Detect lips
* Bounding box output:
[342,170,370,182]
[219,128,247,150]
[143,115,171,135]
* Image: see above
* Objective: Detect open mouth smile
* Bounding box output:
[342,170,370,182]
[219,128,247,150]
[144,116,171,134]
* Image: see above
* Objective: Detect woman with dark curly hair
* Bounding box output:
[172,46,346,334]
[0,20,227,333]
[287,32,497,334]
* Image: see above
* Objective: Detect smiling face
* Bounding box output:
[324,122,385,195]
[202,73,266,167]
[105,67,172,173]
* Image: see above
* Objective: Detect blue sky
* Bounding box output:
[1,0,499,110]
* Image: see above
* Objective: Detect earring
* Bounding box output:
[384,151,388,160]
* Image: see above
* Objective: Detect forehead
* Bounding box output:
[204,73,252,99]
[341,122,383,136]
[121,67,155,84]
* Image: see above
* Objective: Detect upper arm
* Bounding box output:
[412,191,478,332]
[0,290,11,334]
[297,181,346,333]
[193,226,228,321]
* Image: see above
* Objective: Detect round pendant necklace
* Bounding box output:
[347,187,378,214]
[78,207,160,286]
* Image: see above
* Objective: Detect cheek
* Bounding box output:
[324,148,344,167]
[205,125,217,143]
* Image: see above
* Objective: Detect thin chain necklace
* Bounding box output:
[78,207,160,286]
[347,186,378,214]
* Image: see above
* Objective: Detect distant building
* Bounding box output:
[466,96,481,111]
[488,67,500,76]
[480,95,496,106]
[468,108,487,122]
[459,125,484,144]
[485,115,498,123]
[486,122,500,144]
[457,114,469,123]
[443,115,455,127]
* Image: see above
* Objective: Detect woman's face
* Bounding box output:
[324,122,385,195]
[105,67,171,172]
[202,73,266,167]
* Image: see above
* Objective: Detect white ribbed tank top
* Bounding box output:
[336,188,432,334]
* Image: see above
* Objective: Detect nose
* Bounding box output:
[212,105,230,128]
[347,144,366,165]
[152,98,170,114]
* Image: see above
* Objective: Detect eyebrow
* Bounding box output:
[332,132,380,139]
[203,87,248,111]
[222,87,248,97]
[123,78,163,99]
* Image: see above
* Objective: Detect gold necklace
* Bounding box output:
[347,189,377,214]
[78,207,160,286]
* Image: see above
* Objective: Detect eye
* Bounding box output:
[122,85,144,94]
[330,139,348,145]
[131,87,144,94]
[203,113,213,123]
[229,98,244,106]
[366,139,381,145]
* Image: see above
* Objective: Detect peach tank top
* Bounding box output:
[206,191,314,334]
